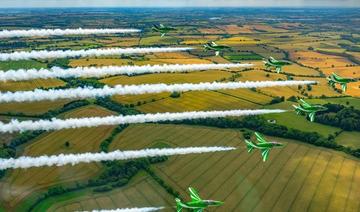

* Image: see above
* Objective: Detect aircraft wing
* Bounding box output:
[299,99,311,108]
[269,56,278,63]
[194,209,203,212]
[189,187,202,201]
[255,132,267,143]
[332,73,342,81]
[159,24,165,28]
[211,41,218,46]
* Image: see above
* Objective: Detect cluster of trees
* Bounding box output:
[0,144,16,179]
[95,97,140,115]
[90,157,168,192]
[40,100,90,119]
[170,91,181,98]
[316,103,360,131]
[99,125,129,152]
[145,167,180,198]
[46,58,71,69]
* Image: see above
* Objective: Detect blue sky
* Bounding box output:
[0,0,359,8]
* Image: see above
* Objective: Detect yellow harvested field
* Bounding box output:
[294,77,341,97]
[282,64,320,76]
[252,24,288,33]
[322,66,360,78]
[218,36,259,45]
[149,58,211,64]
[0,105,116,210]
[137,90,260,113]
[198,28,225,34]
[101,70,231,85]
[69,58,131,67]
[180,35,220,45]
[46,175,173,211]
[219,25,255,34]
[0,100,70,115]
[0,79,65,92]
[109,124,360,212]
[291,51,355,68]
[218,89,273,105]
[347,81,360,97]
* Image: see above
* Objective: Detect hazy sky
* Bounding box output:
[0,0,359,8]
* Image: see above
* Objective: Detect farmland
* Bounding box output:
[0,105,116,211]
[0,7,359,212]
[109,124,360,212]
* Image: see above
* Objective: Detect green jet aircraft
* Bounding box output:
[151,24,176,37]
[175,187,224,212]
[263,56,292,73]
[293,99,328,122]
[203,41,231,56]
[245,132,284,162]
[327,72,355,92]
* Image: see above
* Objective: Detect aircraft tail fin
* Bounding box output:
[292,105,301,115]
[161,33,165,37]
[341,83,347,92]
[215,51,220,56]
[175,198,183,212]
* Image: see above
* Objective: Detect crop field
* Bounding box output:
[137,90,260,113]
[0,105,116,211]
[282,63,320,76]
[218,25,255,34]
[101,70,231,85]
[322,66,360,78]
[290,51,355,69]
[108,124,360,212]
[0,79,65,92]
[0,100,70,115]
[33,174,173,212]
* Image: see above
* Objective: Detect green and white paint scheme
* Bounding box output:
[152,24,176,37]
[327,72,356,92]
[245,132,284,162]
[263,56,292,73]
[203,41,231,56]
[175,187,224,212]
[293,99,328,122]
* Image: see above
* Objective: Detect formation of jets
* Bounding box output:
[293,99,328,122]
[203,41,231,56]
[152,24,176,37]
[327,72,355,92]
[175,187,224,212]
[263,56,292,73]
[245,132,284,162]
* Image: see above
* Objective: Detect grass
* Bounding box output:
[263,101,341,137]
[0,60,46,71]
[2,105,116,211]
[335,131,360,149]
[41,174,173,211]
[107,124,360,212]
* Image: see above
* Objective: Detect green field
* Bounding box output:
[0,60,46,71]
[33,173,173,212]
[106,124,360,212]
[335,131,360,149]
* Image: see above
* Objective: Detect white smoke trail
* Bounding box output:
[0,63,252,82]
[91,207,164,212]
[0,146,236,170]
[0,47,193,61]
[0,80,316,103]
[0,109,285,133]
[0,28,140,38]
